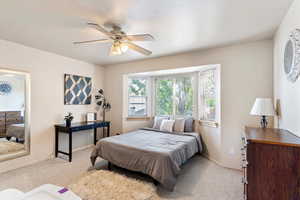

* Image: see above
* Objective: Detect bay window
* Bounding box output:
[126,65,220,126]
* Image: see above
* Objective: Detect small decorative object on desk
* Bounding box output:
[64,112,74,127]
[250,98,276,128]
[87,112,97,122]
[95,89,111,121]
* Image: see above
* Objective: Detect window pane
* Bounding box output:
[128,97,147,116]
[155,79,173,116]
[200,70,216,121]
[128,78,146,96]
[128,78,147,116]
[175,77,193,116]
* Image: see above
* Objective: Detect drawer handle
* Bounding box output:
[242,177,248,184]
[241,162,248,168]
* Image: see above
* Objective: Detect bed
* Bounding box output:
[6,124,25,141]
[90,128,202,190]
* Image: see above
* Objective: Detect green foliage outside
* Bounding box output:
[129,79,146,96]
[175,77,193,116]
[156,79,173,115]
[128,77,194,117]
[156,77,193,116]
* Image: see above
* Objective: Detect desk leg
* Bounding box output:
[107,124,110,137]
[102,127,105,138]
[69,130,72,162]
[94,128,97,145]
[55,127,58,157]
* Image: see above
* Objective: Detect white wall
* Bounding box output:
[0,39,104,173]
[0,75,25,112]
[104,40,273,169]
[274,0,300,135]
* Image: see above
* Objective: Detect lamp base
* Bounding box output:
[260,115,268,128]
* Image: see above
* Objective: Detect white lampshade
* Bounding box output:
[250,98,275,116]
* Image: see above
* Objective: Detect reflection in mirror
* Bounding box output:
[0,69,30,162]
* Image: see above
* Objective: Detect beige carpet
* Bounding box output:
[69,170,161,200]
[0,147,242,200]
[0,141,24,155]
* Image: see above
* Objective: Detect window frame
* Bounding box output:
[198,66,220,125]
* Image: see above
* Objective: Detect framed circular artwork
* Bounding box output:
[284,29,300,83]
[0,81,12,95]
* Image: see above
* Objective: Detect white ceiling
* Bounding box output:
[0,0,294,65]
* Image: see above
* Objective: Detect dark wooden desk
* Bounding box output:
[54,121,110,162]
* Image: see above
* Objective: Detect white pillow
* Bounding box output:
[153,116,169,129]
[160,120,175,132]
[174,118,185,132]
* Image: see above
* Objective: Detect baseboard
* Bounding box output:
[202,153,242,171]
[48,144,94,159]
[73,144,94,152]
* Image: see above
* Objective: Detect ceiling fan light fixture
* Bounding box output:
[110,42,122,55]
[120,43,128,53]
[110,41,128,55]
[76,23,153,56]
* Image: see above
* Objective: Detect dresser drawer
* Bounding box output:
[0,112,5,118]
[6,111,21,118]
[0,128,6,137]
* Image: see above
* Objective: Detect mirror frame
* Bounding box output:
[0,68,31,162]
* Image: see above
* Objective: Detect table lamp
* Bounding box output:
[250,98,275,128]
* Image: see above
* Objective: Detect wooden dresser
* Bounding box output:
[242,127,300,200]
[0,111,23,138]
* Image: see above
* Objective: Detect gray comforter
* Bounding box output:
[90,128,202,190]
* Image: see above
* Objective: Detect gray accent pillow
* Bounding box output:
[153,116,169,129]
[184,117,194,132]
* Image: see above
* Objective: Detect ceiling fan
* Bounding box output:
[74,23,154,56]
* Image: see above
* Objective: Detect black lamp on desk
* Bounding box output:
[250,98,276,128]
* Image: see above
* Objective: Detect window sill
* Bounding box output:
[126,117,152,121]
[198,120,219,128]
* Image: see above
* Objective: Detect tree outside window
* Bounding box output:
[155,76,193,117]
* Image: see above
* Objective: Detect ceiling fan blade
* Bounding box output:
[87,23,112,37]
[124,42,152,55]
[73,39,110,45]
[126,34,154,41]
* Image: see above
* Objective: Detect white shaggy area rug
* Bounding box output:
[69,170,161,200]
[0,141,24,155]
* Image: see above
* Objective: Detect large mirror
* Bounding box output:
[0,69,30,162]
